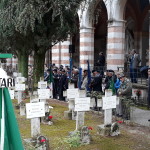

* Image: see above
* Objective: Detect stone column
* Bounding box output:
[51,42,61,67]
[51,37,70,67]
[107,20,126,71]
[80,27,94,70]
[60,38,70,66]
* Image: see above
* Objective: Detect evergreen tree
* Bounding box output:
[0,0,85,84]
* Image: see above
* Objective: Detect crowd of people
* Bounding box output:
[44,63,133,120]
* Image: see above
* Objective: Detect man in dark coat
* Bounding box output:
[90,70,103,110]
[58,69,68,101]
[97,52,105,76]
[104,70,117,94]
[53,69,59,99]
[129,49,141,83]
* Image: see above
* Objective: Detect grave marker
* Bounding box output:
[97,89,118,136]
[26,98,45,137]
[75,96,90,130]
[15,74,26,116]
[38,80,52,125]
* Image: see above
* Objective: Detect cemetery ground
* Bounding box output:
[14,99,150,150]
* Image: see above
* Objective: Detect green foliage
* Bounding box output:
[64,131,81,148]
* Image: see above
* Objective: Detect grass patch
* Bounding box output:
[14,99,141,150]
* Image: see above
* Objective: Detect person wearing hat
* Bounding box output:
[104,69,117,95]
[117,73,132,119]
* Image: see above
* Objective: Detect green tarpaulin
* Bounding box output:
[0,88,24,150]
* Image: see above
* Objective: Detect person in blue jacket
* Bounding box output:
[114,72,122,95]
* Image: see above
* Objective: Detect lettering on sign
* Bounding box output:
[9,90,15,99]
[15,84,25,91]
[75,97,90,111]
[38,82,47,89]
[26,102,45,119]
[67,89,79,99]
[102,96,117,110]
[0,78,15,88]
[38,89,50,99]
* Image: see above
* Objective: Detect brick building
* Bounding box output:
[6,0,150,72]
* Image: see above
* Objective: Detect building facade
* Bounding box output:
[5,0,150,72]
[51,0,150,71]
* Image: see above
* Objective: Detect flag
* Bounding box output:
[69,58,73,80]
[78,68,82,89]
[87,60,91,91]
[0,88,24,150]
[109,79,116,95]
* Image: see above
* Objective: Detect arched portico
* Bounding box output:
[124,0,150,70]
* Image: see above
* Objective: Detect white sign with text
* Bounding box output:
[102,96,117,110]
[15,84,25,91]
[75,97,90,111]
[26,102,45,119]
[38,81,47,89]
[38,89,50,99]
[67,89,79,99]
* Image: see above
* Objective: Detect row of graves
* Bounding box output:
[2,72,120,149]
[10,75,53,149]
[63,82,120,144]
[0,54,121,149]
[0,53,51,149]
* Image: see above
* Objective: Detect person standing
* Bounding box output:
[90,70,103,110]
[58,69,67,101]
[53,69,59,99]
[71,69,79,88]
[81,70,88,90]
[117,73,132,119]
[97,52,105,76]
[104,70,117,95]
[129,49,141,83]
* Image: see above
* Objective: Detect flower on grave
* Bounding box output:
[48,116,53,119]
[117,121,123,124]
[40,139,46,143]
[88,126,93,130]
[135,89,141,97]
